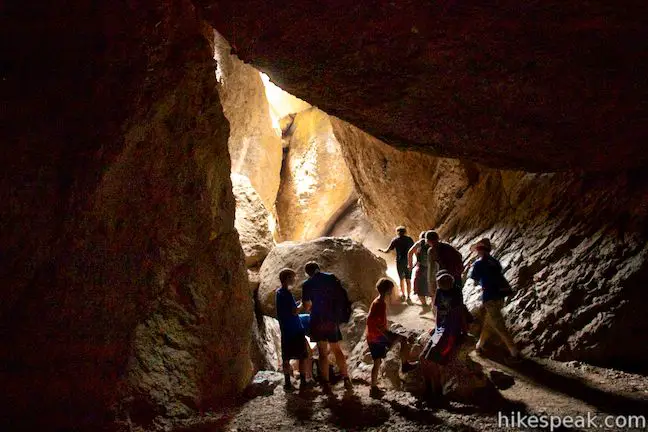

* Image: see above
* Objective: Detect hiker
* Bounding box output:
[379,226,415,303]
[420,270,466,398]
[425,231,464,303]
[469,238,520,360]
[407,231,431,306]
[275,268,314,391]
[367,277,418,395]
[302,261,353,391]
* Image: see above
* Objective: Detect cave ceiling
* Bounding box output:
[200,0,648,172]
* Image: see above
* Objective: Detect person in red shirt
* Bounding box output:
[367,278,418,395]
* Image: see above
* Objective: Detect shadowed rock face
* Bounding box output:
[198,0,648,172]
[334,116,648,370]
[2,1,252,429]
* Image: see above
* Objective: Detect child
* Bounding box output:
[366,277,418,395]
[420,270,465,398]
[276,268,313,390]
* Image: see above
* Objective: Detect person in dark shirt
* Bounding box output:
[302,261,353,391]
[420,270,465,398]
[425,231,464,303]
[276,268,313,390]
[469,238,519,360]
[379,226,415,303]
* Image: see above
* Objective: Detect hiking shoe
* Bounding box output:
[401,361,419,374]
[343,377,354,390]
[283,382,295,392]
[400,294,406,302]
[406,297,413,305]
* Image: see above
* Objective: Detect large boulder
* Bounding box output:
[275,108,357,241]
[250,316,282,372]
[214,32,283,211]
[232,173,275,268]
[258,237,387,317]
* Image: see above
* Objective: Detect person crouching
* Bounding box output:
[367,278,418,395]
[420,270,465,398]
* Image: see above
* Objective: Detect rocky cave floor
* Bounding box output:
[179,355,648,432]
[176,300,648,432]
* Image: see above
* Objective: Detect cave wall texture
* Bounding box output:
[2,1,252,430]
[331,118,648,370]
[214,31,283,212]
[198,0,648,172]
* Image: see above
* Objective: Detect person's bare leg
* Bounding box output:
[400,278,406,298]
[317,341,330,383]
[405,279,412,299]
[330,342,349,377]
[282,360,293,388]
[429,364,442,396]
[305,344,314,380]
[484,301,519,356]
[371,358,382,388]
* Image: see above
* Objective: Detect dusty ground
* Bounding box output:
[181,298,648,432]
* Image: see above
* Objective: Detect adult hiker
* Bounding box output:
[419,270,466,398]
[407,231,432,306]
[425,231,464,304]
[469,238,520,360]
[379,226,415,303]
[301,261,353,392]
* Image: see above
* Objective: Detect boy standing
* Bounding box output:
[276,268,313,390]
[367,278,418,395]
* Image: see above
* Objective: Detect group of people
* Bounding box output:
[275,226,519,397]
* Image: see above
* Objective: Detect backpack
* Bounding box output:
[332,275,353,324]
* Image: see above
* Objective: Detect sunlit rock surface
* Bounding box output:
[332,117,473,234]
[214,32,283,211]
[2,3,252,429]
[257,237,387,317]
[201,0,648,171]
[275,108,356,241]
[232,173,275,268]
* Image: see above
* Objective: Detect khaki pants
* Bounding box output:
[478,299,517,354]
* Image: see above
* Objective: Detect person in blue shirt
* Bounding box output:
[469,238,519,360]
[276,268,313,390]
[302,261,353,392]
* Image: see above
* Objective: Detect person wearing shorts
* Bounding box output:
[379,226,415,303]
[302,261,352,391]
[367,278,418,395]
[276,268,313,391]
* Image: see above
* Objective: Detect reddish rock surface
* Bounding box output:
[200,0,648,171]
[2,1,252,430]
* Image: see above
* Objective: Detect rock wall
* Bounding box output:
[214,31,283,212]
[331,117,474,234]
[232,173,275,268]
[334,119,648,371]
[2,3,252,430]
[201,0,648,172]
[276,108,356,241]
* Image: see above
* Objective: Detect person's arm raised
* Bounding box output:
[407,242,420,269]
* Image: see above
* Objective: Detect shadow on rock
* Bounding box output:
[325,392,390,429]
[284,391,317,422]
